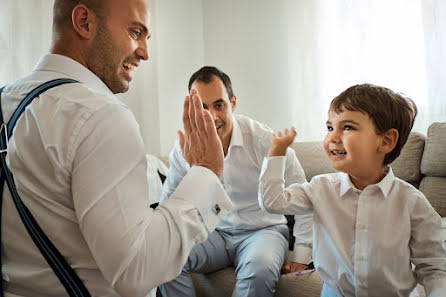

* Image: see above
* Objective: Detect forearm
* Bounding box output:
[80,166,232,296]
[259,156,312,215]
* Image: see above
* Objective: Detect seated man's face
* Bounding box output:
[191,76,236,150]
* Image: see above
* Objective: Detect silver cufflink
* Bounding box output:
[212,204,221,215]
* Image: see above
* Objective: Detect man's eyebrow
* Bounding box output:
[212,99,225,105]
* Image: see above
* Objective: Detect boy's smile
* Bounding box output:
[324,108,387,189]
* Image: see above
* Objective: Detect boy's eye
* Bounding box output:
[344,125,355,131]
[326,126,333,131]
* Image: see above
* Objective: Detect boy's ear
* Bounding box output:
[378,128,399,154]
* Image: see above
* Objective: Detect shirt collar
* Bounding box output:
[339,172,355,197]
[228,115,243,148]
[33,54,114,97]
[339,166,395,198]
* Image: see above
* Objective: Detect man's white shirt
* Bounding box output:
[1,54,232,297]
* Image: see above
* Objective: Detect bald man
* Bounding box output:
[0,1,232,296]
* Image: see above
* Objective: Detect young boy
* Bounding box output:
[259,84,446,297]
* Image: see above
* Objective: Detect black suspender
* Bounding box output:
[0,79,91,297]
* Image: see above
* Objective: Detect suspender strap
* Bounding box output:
[0,86,4,296]
[0,79,91,297]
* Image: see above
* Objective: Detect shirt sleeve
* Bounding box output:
[259,156,313,215]
[283,147,313,264]
[71,104,233,297]
[160,143,189,203]
[410,192,446,297]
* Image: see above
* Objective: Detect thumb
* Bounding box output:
[178,130,185,149]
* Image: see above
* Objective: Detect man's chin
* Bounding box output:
[108,81,130,94]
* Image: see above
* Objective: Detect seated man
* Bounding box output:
[159,66,313,297]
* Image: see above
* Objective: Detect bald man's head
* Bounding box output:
[51,0,151,94]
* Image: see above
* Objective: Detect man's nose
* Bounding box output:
[209,109,219,120]
[136,40,149,61]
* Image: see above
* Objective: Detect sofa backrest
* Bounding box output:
[420,123,446,217]
[390,132,426,187]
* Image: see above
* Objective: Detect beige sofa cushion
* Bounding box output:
[189,251,323,297]
[390,132,425,185]
[191,268,322,297]
[419,176,446,217]
[421,122,446,177]
[292,141,336,181]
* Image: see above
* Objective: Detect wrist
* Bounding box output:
[268,147,287,157]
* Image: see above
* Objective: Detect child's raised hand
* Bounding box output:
[268,127,297,157]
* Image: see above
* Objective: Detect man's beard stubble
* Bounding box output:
[86,25,129,94]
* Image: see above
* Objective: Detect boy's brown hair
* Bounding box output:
[329,83,418,165]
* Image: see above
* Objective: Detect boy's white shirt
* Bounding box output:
[259,156,446,297]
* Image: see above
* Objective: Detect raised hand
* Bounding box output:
[178,89,224,178]
[268,127,297,157]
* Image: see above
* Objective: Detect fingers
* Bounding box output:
[281,263,291,274]
[191,93,207,135]
[190,88,198,96]
[182,96,192,136]
[178,130,185,149]
[203,109,218,139]
[273,127,296,138]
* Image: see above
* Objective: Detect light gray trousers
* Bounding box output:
[159,224,289,297]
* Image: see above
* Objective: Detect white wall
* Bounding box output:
[204,1,298,133]
[154,0,205,155]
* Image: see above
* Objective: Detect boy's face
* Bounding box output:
[324,108,386,187]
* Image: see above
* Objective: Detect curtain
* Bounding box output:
[287,0,446,140]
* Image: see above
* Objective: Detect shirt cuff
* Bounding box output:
[261,156,287,178]
[291,244,313,264]
[170,165,233,233]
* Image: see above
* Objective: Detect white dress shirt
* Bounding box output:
[259,156,446,297]
[1,54,232,297]
[161,114,313,263]
[146,154,169,205]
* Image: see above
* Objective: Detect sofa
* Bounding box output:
[158,122,446,297]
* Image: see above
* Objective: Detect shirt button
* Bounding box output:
[212,204,221,215]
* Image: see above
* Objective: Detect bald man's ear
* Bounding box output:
[72,5,98,40]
